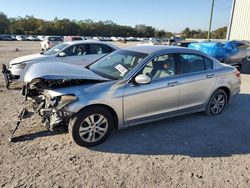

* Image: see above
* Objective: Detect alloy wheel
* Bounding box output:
[79,114,108,143]
[210,94,226,115]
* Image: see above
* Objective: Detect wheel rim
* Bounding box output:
[79,114,108,143]
[210,94,226,115]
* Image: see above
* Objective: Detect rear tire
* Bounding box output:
[68,106,114,147]
[205,89,227,116]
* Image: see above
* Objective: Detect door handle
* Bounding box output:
[206,74,214,78]
[167,81,179,87]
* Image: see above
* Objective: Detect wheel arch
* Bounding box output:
[214,86,230,103]
[76,104,119,130]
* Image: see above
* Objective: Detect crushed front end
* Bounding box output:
[21,78,104,131]
[21,79,81,131]
[30,90,77,131]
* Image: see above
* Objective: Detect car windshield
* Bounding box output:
[43,43,69,55]
[89,50,148,80]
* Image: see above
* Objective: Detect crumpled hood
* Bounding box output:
[24,61,109,83]
[9,53,50,65]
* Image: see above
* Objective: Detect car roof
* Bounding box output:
[122,45,216,60]
[64,40,119,49]
[123,45,194,54]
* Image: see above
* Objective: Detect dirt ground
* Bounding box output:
[0,41,250,188]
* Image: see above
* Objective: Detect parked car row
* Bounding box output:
[0,35,17,41]
[2,41,241,147]
[0,34,184,43]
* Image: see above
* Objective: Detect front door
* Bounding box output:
[123,53,181,126]
[59,44,109,67]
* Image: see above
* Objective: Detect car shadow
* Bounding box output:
[91,94,250,157]
[11,127,67,143]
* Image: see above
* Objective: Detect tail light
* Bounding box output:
[234,70,241,78]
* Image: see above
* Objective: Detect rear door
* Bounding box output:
[177,53,215,110]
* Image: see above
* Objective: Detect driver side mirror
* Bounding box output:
[135,74,151,85]
[58,52,66,57]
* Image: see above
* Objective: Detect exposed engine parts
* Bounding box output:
[10,78,103,141]
[31,93,73,131]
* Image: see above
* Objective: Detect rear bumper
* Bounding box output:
[229,78,241,102]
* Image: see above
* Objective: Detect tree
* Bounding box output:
[155,30,166,38]
[213,26,227,39]
[0,11,227,39]
[0,12,9,34]
[135,25,155,37]
[182,27,191,38]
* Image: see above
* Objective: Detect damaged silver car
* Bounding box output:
[18,46,241,147]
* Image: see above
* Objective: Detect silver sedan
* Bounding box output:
[24,45,241,147]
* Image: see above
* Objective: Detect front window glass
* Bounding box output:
[140,54,176,80]
[63,44,87,56]
[89,50,148,80]
[43,43,68,55]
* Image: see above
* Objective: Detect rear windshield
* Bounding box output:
[72,37,83,41]
[48,37,62,41]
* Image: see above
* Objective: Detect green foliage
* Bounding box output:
[182,27,208,38]
[1,13,159,37]
[155,30,167,38]
[0,12,227,39]
[182,26,228,39]
[0,12,10,34]
[212,26,227,39]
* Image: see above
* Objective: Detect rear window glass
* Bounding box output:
[180,54,214,74]
[180,54,205,73]
[48,37,62,41]
[89,44,113,54]
[72,37,83,41]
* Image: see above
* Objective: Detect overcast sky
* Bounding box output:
[0,0,233,32]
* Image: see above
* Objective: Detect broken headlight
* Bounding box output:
[11,63,26,69]
[54,95,77,109]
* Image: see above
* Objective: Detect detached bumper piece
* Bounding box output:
[9,108,29,142]
[2,64,11,89]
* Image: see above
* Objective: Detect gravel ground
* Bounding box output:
[0,41,250,188]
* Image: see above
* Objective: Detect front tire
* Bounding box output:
[205,89,227,116]
[68,106,114,147]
